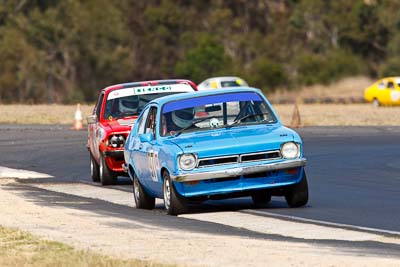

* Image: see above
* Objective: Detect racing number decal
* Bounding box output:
[147,150,159,181]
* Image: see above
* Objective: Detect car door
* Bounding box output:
[129,107,150,181]
[388,79,400,104]
[135,106,159,191]
[393,78,400,104]
[89,93,104,162]
[379,79,395,105]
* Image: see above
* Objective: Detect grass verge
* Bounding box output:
[0,104,93,125]
[0,225,173,267]
[275,104,400,126]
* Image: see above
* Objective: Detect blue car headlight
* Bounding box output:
[179,154,197,171]
[281,142,300,159]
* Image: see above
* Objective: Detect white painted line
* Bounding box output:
[244,210,400,237]
[0,166,53,179]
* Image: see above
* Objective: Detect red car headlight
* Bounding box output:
[108,135,126,148]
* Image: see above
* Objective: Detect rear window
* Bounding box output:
[220,79,248,88]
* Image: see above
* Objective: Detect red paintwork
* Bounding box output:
[88,79,197,174]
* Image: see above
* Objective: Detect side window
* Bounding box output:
[145,107,158,137]
[378,82,385,89]
[95,93,104,118]
[137,108,150,135]
[387,81,395,89]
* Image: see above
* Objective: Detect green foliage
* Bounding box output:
[0,0,133,103]
[175,35,232,83]
[295,49,364,85]
[246,59,287,91]
[380,57,400,77]
[0,1,399,103]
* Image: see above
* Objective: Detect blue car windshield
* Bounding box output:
[160,92,277,136]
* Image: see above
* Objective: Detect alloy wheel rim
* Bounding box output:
[99,159,103,180]
[90,159,93,176]
[134,178,140,204]
[164,179,171,210]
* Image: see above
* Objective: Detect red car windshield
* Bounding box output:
[104,92,184,120]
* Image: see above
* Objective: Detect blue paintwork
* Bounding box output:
[124,87,305,199]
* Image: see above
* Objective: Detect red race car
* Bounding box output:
[87,79,197,185]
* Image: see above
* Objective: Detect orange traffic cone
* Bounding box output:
[290,103,302,128]
[73,103,83,130]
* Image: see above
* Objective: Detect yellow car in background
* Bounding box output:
[364,77,400,106]
[197,76,248,91]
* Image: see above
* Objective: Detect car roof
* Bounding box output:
[101,79,197,94]
[380,76,400,80]
[149,87,263,106]
[205,76,245,81]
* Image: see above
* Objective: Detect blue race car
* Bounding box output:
[124,88,308,215]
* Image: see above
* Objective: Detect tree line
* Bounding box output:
[1,0,399,103]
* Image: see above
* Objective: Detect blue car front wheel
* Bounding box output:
[251,191,271,206]
[163,171,188,216]
[284,170,309,208]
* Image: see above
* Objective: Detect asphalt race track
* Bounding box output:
[1,125,400,234]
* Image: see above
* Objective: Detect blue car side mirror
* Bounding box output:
[139,132,154,143]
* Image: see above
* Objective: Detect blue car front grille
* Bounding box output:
[240,151,281,162]
[197,156,239,167]
[197,150,281,168]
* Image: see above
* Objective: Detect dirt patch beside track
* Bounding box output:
[0,179,399,267]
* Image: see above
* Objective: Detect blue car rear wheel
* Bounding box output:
[133,172,155,209]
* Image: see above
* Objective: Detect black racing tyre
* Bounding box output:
[133,173,155,209]
[163,171,188,216]
[284,171,309,208]
[90,154,100,182]
[99,155,117,185]
[251,191,271,206]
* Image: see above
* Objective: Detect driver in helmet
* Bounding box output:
[118,96,139,115]
[162,107,195,135]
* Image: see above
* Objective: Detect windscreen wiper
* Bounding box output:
[173,117,211,137]
[227,112,272,128]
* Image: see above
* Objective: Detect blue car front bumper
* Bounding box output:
[171,158,306,182]
[171,158,307,198]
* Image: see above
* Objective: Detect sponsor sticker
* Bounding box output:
[107,84,193,100]
[148,150,159,181]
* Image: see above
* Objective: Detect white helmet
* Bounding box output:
[119,96,139,113]
[172,108,195,128]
